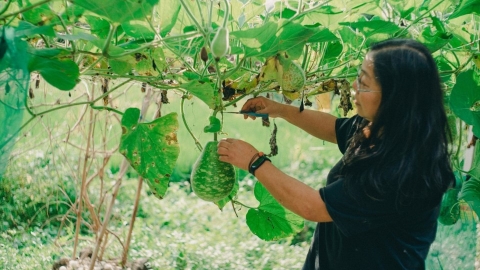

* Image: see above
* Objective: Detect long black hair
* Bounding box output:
[342,39,454,207]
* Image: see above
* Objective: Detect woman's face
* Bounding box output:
[353,53,382,122]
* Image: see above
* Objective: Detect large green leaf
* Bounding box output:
[158,0,181,37]
[231,22,278,51]
[72,0,160,23]
[109,56,135,75]
[122,21,155,40]
[180,80,216,109]
[458,176,480,219]
[232,21,337,59]
[28,51,80,91]
[119,108,180,199]
[449,70,480,128]
[84,15,111,39]
[15,21,55,37]
[246,182,304,241]
[468,141,480,181]
[418,27,452,53]
[449,0,480,19]
[303,5,346,30]
[18,0,56,25]
[339,18,402,37]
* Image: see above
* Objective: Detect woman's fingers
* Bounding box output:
[241,97,266,112]
[217,138,257,170]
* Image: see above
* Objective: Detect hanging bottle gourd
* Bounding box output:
[190,141,236,202]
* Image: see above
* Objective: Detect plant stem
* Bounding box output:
[0,79,132,151]
[181,95,203,151]
[121,176,143,267]
[80,56,105,75]
[233,199,256,209]
[89,105,124,115]
[195,0,206,30]
[453,55,474,75]
[56,13,76,53]
[222,0,230,28]
[223,57,246,79]
[179,0,206,37]
[284,1,332,24]
[73,83,96,260]
[394,0,445,37]
[0,0,13,17]
[297,0,303,15]
[222,93,248,108]
[0,0,51,21]
[89,159,129,269]
[102,23,119,57]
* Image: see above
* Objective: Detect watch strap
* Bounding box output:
[249,155,271,176]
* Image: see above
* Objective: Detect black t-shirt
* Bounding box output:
[302,115,443,270]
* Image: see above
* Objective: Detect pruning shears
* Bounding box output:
[224,111,269,118]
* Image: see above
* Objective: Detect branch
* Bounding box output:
[0,0,51,21]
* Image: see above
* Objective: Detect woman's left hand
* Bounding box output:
[217,138,258,171]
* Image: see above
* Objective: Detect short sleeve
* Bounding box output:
[320,178,400,237]
[335,115,362,154]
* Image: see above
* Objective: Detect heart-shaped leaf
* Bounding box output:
[119,108,180,199]
[73,0,160,23]
[180,80,216,109]
[449,70,480,128]
[458,176,480,219]
[28,55,80,90]
[246,181,304,241]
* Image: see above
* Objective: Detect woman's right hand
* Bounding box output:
[241,96,285,119]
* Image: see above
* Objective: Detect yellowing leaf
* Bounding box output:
[119,108,180,199]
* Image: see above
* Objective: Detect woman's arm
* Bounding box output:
[217,138,333,222]
[241,97,338,143]
[254,161,333,222]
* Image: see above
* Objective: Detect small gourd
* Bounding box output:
[211,27,229,60]
[276,53,305,92]
[191,141,236,202]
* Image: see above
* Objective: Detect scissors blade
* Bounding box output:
[224,111,269,117]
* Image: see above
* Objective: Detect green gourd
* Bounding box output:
[211,27,229,60]
[276,53,305,92]
[191,141,236,202]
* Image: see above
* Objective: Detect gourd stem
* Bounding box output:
[222,0,230,28]
[233,200,256,209]
[181,95,203,151]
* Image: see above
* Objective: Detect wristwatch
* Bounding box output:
[249,155,271,176]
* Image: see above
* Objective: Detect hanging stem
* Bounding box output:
[181,95,203,151]
[195,0,206,30]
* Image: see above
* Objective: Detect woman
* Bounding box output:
[217,39,455,269]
